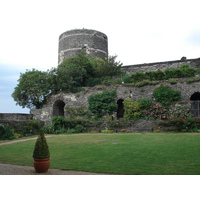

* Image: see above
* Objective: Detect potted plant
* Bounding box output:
[33,131,50,173]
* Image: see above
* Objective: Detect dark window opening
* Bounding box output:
[53,100,65,117]
[117,99,124,119]
[190,92,200,100]
[190,92,200,118]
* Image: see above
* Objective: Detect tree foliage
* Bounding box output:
[12,69,51,109]
[12,52,122,109]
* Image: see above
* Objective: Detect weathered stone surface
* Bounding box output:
[58,29,108,64]
[122,58,200,75]
[31,79,200,122]
[0,113,32,121]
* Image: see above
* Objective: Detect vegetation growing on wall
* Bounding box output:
[88,90,117,118]
[153,85,181,107]
[12,52,123,109]
[123,65,196,85]
[123,99,141,120]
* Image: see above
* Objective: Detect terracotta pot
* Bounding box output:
[34,158,50,173]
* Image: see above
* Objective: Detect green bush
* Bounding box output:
[145,70,166,81]
[179,64,195,77]
[168,106,190,119]
[41,125,55,134]
[131,71,146,82]
[52,116,92,132]
[33,131,50,159]
[107,119,132,129]
[88,90,117,118]
[138,98,153,109]
[123,99,141,120]
[123,75,132,84]
[134,80,159,87]
[159,118,198,132]
[52,116,66,130]
[127,65,196,84]
[23,120,43,135]
[0,124,14,140]
[145,103,169,119]
[153,85,181,107]
[66,106,87,119]
[74,125,85,133]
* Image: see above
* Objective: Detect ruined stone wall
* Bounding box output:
[58,29,108,64]
[31,80,200,123]
[122,58,200,75]
[0,113,32,121]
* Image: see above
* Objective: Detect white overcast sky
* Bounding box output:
[0,0,200,113]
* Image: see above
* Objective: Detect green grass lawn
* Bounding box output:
[0,133,200,175]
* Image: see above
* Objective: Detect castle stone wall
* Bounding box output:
[58,29,108,64]
[31,80,200,123]
[122,58,200,75]
[0,113,32,121]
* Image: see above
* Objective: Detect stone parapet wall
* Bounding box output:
[122,58,200,75]
[0,113,32,121]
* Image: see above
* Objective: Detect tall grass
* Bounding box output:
[0,133,200,174]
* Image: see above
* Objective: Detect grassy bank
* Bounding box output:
[0,133,200,175]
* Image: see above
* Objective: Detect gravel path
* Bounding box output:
[0,163,103,175]
[0,136,107,175]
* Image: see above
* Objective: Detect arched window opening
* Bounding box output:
[53,100,65,117]
[190,92,200,101]
[117,99,124,119]
[190,92,200,118]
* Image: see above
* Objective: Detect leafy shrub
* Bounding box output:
[145,70,165,81]
[179,65,195,77]
[33,131,50,159]
[23,120,43,135]
[168,79,177,84]
[168,106,190,119]
[159,118,198,132]
[88,90,117,118]
[42,125,55,134]
[101,129,114,133]
[107,119,133,129]
[127,65,196,85]
[52,116,66,130]
[74,125,85,133]
[138,98,153,109]
[52,116,91,132]
[134,80,158,87]
[131,71,146,82]
[66,106,87,119]
[145,103,169,119]
[0,124,14,140]
[187,76,200,83]
[123,75,132,84]
[123,99,141,120]
[153,85,181,107]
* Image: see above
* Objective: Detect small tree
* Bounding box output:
[12,69,51,109]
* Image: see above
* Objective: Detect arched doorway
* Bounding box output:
[190,92,200,118]
[53,100,65,117]
[117,99,124,119]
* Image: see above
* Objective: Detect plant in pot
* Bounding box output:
[33,131,50,173]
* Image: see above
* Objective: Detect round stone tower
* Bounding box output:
[58,29,108,64]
